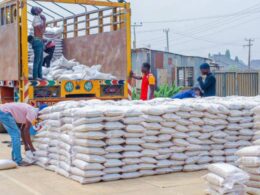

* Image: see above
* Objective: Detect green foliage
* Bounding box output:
[154,84,182,98]
[132,87,140,100]
[132,84,182,100]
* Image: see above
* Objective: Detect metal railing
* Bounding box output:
[26,0,127,38]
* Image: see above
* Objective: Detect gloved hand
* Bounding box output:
[197,76,203,82]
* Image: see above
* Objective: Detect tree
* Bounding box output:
[235,56,239,62]
[208,53,211,58]
[225,49,231,59]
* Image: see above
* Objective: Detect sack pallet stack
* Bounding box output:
[234,105,260,195]
[204,163,249,195]
[236,146,260,195]
[31,97,260,184]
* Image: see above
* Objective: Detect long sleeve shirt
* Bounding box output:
[198,73,216,97]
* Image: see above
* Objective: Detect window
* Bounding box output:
[177,67,194,87]
[0,4,16,27]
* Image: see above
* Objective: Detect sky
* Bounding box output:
[129,0,260,62]
[1,0,259,62]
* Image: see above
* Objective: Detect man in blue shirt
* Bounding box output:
[172,87,202,99]
[197,63,216,97]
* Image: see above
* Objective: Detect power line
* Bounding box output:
[138,36,165,44]
[176,5,260,37]
[134,3,260,53]
[140,2,260,24]
[175,42,242,53]
[172,14,260,47]
[134,5,260,47]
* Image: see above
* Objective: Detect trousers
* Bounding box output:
[0,111,22,164]
[43,46,55,68]
[32,38,44,80]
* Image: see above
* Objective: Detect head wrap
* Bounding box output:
[31,6,38,15]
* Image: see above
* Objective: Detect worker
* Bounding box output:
[43,39,56,68]
[172,87,202,99]
[0,103,39,166]
[31,6,46,80]
[197,63,216,97]
[130,62,156,100]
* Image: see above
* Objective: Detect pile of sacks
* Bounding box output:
[31,97,260,184]
[236,146,260,195]
[204,163,249,195]
[252,105,260,144]
[28,56,117,81]
[28,26,117,81]
[234,105,260,195]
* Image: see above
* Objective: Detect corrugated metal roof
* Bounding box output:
[132,48,212,61]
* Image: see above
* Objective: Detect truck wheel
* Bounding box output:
[0,124,6,133]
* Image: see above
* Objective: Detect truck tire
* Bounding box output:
[0,124,6,133]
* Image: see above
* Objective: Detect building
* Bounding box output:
[209,52,248,71]
[132,48,219,89]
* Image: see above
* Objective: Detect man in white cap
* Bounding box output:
[0,103,38,166]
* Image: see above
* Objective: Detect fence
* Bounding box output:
[215,72,259,96]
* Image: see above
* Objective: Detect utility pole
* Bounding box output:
[243,39,254,70]
[163,29,170,52]
[131,22,143,49]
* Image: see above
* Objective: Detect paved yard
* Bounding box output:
[0,133,207,195]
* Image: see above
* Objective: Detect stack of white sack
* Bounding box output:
[209,97,258,165]
[44,26,63,39]
[32,125,50,168]
[252,106,260,143]
[236,146,260,195]
[204,163,249,195]
[39,109,62,172]
[103,106,143,181]
[64,104,107,183]
[31,97,260,184]
[29,56,117,81]
[229,105,260,195]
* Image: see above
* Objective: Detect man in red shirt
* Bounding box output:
[130,62,156,100]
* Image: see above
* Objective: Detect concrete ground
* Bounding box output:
[0,134,207,195]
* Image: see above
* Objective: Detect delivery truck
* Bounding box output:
[0,0,132,106]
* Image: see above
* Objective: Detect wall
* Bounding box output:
[215,72,259,96]
[64,29,127,80]
[0,23,19,80]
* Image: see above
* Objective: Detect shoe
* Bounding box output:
[18,160,35,167]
